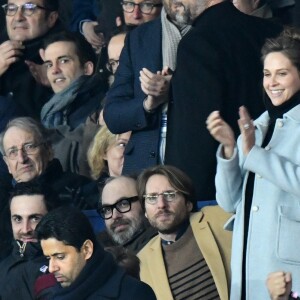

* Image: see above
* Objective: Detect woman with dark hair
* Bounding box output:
[207,28,300,300]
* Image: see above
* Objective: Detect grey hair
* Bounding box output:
[0,117,52,155]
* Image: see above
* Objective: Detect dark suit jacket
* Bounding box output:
[104,18,163,175]
[165,2,282,200]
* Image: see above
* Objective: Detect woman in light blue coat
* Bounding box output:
[207,28,300,300]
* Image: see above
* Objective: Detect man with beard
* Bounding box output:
[137,165,232,299]
[165,0,282,201]
[98,176,157,254]
[104,0,192,175]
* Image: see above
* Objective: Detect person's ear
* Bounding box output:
[46,11,58,29]
[187,200,193,212]
[252,0,261,10]
[39,48,45,61]
[83,62,94,75]
[81,240,94,260]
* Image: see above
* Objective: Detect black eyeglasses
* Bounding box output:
[143,190,178,205]
[120,1,162,15]
[97,196,139,219]
[2,3,49,17]
[106,59,119,74]
[4,142,44,160]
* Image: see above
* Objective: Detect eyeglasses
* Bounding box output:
[106,59,119,74]
[143,190,178,205]
[120,1,163,15]
[4,142,44,160]
[97,196,139,219]
[2,3,49,17]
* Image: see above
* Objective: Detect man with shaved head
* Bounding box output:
[99,176,156,253]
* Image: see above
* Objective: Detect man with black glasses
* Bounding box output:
[99,176,157,253]
[137,165,232,300]
[0,0,63,119]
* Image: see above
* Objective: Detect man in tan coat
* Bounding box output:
[137,165,232,300]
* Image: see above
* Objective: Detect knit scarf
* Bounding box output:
[161,7,192,72]
[41,75,89,129]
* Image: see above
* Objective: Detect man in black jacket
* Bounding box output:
[0,117,97,209]
[0,181,61,300]
[35,206,156,300]
[0,0,63,119]
[165,0,283,200]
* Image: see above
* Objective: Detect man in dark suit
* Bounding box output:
[104,1,192,175]
[165,0,282,200]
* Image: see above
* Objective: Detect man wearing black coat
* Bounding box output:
[0,0,63,119]
[0,181,61,300]
[35,206,156,300]
[165,0,283,200]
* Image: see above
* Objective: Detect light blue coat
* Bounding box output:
[215,104,300,300]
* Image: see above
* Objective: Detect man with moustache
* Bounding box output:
[104,0,192,175]
[137,165,232,299]
[98,176,157,253]
[165,0,283,201]
[0,0,63,119]
[0,181,61,300]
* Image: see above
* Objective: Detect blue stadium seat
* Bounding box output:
[197,200,217,210]
[82,210,106,233]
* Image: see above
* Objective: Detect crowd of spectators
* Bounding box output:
[0,0,300,299]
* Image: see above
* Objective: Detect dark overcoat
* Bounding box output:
[165,2,283,200]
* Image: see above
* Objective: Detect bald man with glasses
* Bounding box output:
[98,176,157,254]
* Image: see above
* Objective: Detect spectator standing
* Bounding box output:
[165,0,282,201]
[207,28,300,299]
[104,0,191,175]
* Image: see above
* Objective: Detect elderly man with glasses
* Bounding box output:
[136,165,233,300]
[0,0,63,119]
[0,117,99,259]
[99,176,157,254]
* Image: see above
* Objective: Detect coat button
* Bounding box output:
[257,174,262,178]
[149,151,156,158]
[277,121,283,128]
[265,145,271,151]
[252,205,259,212]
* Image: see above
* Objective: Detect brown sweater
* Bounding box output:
[162,225,220,300]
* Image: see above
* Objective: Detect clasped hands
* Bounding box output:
[140,66,173,112]
[206,106,255,159]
